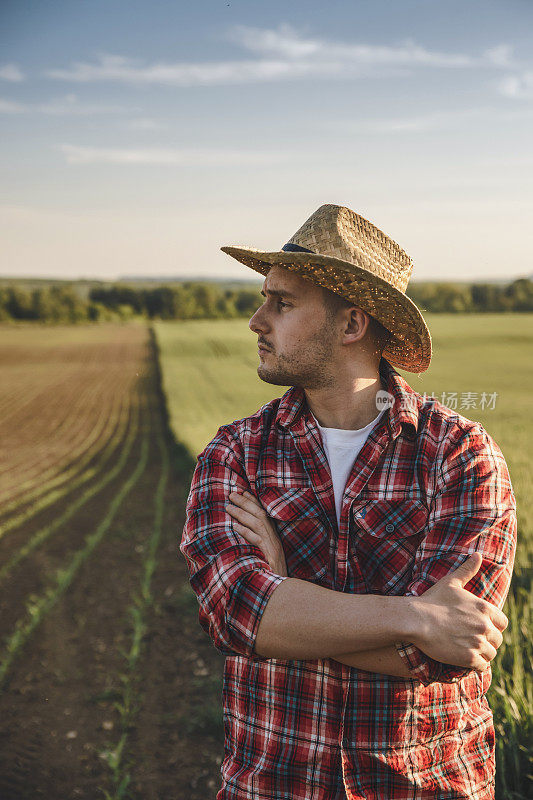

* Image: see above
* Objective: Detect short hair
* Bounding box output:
[321,286,391,355]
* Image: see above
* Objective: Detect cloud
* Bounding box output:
[46,53,341,85]
[363,112,470,133]
[0,63,24,82]
[44,26,515,87]
[0,93,137,115]
[484,44,514,67]
[497,71,533,98]
[230,25,479,67]
[227,23,323,60]
[59,143,293,165]
[352,107,493,133]
[329,105,533,135]
[0,98,26,113]
[127,118,166,131]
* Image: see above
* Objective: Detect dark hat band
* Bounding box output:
[281,242,315,254]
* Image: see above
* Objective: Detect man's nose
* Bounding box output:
[249,306,269,334]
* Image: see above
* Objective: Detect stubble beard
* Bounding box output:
[256,320,337,390]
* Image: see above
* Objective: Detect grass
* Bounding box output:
[154,318,284,458]
[154,313,532,800]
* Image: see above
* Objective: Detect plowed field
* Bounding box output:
[0,324,224,799]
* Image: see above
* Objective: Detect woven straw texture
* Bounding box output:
[221,205,432,374]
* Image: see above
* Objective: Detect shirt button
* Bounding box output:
[385,523,395,533]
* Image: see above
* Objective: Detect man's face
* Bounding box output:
[248,265,338,389]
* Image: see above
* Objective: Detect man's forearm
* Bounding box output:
[254,577,416,659]
[333,647,412,678]
[255,577,413,677]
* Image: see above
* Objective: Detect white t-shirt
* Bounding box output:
[310,408,386,527]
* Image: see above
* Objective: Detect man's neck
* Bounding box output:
[304,370,384,431]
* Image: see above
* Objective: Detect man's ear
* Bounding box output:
[341,307,370,345]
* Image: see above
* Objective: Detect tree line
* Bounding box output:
[0,283,263,323]
[407,278,533,313]
[0,277,532,323]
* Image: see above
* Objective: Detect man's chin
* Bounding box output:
[257,366,292,387]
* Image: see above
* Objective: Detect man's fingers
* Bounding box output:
[449,552,483,587]
[226,502,263,532]
[489,605,508,632]
[472,656,491,674]
[228,491,265,519]
[458,633,499,672]
[231,520,261,545]
[478,639,498,663]
[243,491,258,501]
[486,626,503,650]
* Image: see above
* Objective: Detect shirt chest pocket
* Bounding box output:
[351,499,428,595]
[259,486,331,586]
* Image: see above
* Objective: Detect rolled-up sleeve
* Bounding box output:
[396,422,517,685]
[179,427,288,659]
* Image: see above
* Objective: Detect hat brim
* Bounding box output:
[221,246,432,374]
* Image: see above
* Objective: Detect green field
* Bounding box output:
[155,313,533,800]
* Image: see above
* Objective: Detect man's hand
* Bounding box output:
[409,552,508,671]
[225,491,288,577]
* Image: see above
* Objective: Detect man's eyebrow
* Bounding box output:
[260,288,298,300]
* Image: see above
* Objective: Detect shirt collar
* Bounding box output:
[275,358,420,440]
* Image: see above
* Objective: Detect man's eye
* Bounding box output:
[278,300,289,308]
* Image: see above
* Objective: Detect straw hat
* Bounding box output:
[221,204,432,374]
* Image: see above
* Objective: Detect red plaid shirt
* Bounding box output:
[180,358,516,800]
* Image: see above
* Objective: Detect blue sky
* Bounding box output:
[1,0,532,281]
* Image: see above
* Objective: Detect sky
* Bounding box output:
[1,0,532,282]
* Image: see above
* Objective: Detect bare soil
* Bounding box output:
[0,325,225,799]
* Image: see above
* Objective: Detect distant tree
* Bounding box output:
[503,278,533,312]
[116,303,135,320]
[89,285,143,314]
[471,283,505,312]
[234,288,262,316]
[406,282,470,312]
[0,288,11,320]
[216,290,238,318]
[189,283,219,318]
[118,286,144,313]
[48,285,88,322]
[172,286,198,319]
[87,301,105,321]
[151,286,178,319]
[5,287,35,320]
[31,287,65,322]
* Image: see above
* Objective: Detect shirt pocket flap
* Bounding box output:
[259,487,323,521]
[352,499,428,540]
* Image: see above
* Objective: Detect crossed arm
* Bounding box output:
[227,490,415,676]
[225,491,504,679]
[181,425,516,684]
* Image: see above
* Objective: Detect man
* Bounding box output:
[180,204,516,799]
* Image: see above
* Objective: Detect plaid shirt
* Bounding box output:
[180,357,516,800]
